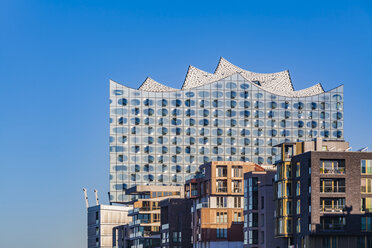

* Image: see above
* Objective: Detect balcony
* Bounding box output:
[320,168,345,175]
[320,205,345,213]
[162,223,169,230]
[321,186,345,193]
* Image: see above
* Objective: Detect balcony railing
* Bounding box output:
[196,202,209,209]
[320,168,345,174]
[216,187,227,193]
[321,186,345,193]
[320,205,345,213]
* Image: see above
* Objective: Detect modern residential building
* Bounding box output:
[159,198,193,248]
[124,185,183,248]
[185,161,265,247]
[243,165,286,248]
[274,139,372,247]
[113,224,131,248]
[88,205,131,248]
[109,58,344,203]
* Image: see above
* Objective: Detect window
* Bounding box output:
[261,196,264,209]
[217,196,227,208]
[297,200,301,214]
[297,218,301,233]
[216,166,227,177]
[217,212,227,223]
[361,160,372,174]
[361,216,372,231]
[362,198,372,212]
[216,228,227,238]
[248,230,258,244]
[232,180,242,193]
[296,182,301,196]
[320,178,345,193]
[216,180,227,193]
[320,216,346,230]
[234,197,241,208]
[296,162,300,177]
[248,213,258,227]
[248,178,258,210]
[232,166,243,177]
[320,160,345,174]
[361,178,372,193]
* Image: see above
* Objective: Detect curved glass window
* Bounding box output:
[199,137,209,144]
[131,99,140,106]
[185,137,196,145]
[157,136,168,144]
[267,110,277,118]
[320,102,330,110]
[200,109,210,117]
[185,146,196,154]
[226,100,237,108]
[265,129,276,137]
[240,91,250,99]
[113,108,128,115]
[332,94,342,101]
[320,130,330,138]
[199,91,210,97]
[333,112,343,120]
[185,109,195,117]
[119,135,128,143]
[227,129,237,136]
[117,154,128,162]
[143,136,154,144]
[213,147,223,154]
[254,92,263,99]
[254,111,264,118]
[240,100,250,108]
[143,155,154,163]
[158,99,168,107]
[199,100,210,107]
[157,108,167,116]
[281,101,290,109]
[144,146,154,154]
[213,119,224,127]
[185,118,196,126]
[240,147,251,155]
[212,128,224,136]
[254,138,264,146]
[185,99,195,107]
[307,121,318,128]
[131,146,140,153]
[118,98,128,106]
[144,99,153,106]
[254,101,264,109]
[308,102,317,110]
[294,120,305,128]
[171,137,182,145]
[269,101,278,109]
[115,166,127,172]
[294,102,305,110]
[280,130,290,137]
[212,91,223,98]
[171,146,182,154]
[240,129,250,136]
[171,109,182,116]
[185,128,196,135]
[240,83,250,89]
[144,117,154,125]
[240,110,250,118]
[171,127,182,135]
[212,100,224,107]
[226,147,237,155]
[297,111,305,119]
[226,119,237,127]
[118,117,127,125]
[158,118,168,125]
[212,137,223,145]
[158,127,168,135]
[332,121,342,128]
[320,121,330,129]
[131,108,140,115]
[254,120,264,127]
[226,110,236,117]
[144,108,154,116]
[333,130,342,138]
[253,129,263,137]
[143,127,154,134]
[320,112,330,119]
[307,130,318,137]
[199,128,210,136]
[296,130,305,137]
[171,99,182,107]
[254,148,264,155]
[226,137,236,145]
[171,118,182,126]
[199,147,209,154]
[226,91,237,99]
[267,138,278,146]
[213,110,224,117]
[113,90,123,96]
[267,120,276,127]
[226,82,237,89]
[160,146,168,154]
[199,119,209,126]
[185,91,195,97]
[131,117,140,125]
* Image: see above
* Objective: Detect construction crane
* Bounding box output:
[83,188,89,209]
[94,189,99,205]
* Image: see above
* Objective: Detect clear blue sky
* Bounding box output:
[0,0,371,247]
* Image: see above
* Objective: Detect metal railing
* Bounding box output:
[321,186,345,193]
[320,168,345,174]
[320,205,345,213]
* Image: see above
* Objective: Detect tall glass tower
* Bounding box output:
[109,58,344,203]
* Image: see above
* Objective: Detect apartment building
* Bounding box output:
[185,161,265,248]
[274,139,372,247]
[159,198,193,248]
[125,185,183,248]
[243,166,286,248]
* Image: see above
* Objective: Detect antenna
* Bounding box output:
[358,147,368,152]
[94,189,99,205]
[345,147,352,152]
[83,188,89,209]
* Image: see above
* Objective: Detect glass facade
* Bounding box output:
[109,73,344,202]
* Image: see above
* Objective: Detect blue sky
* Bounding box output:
[0,0,371,247]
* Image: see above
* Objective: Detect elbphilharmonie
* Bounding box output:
[109,58,343,203]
